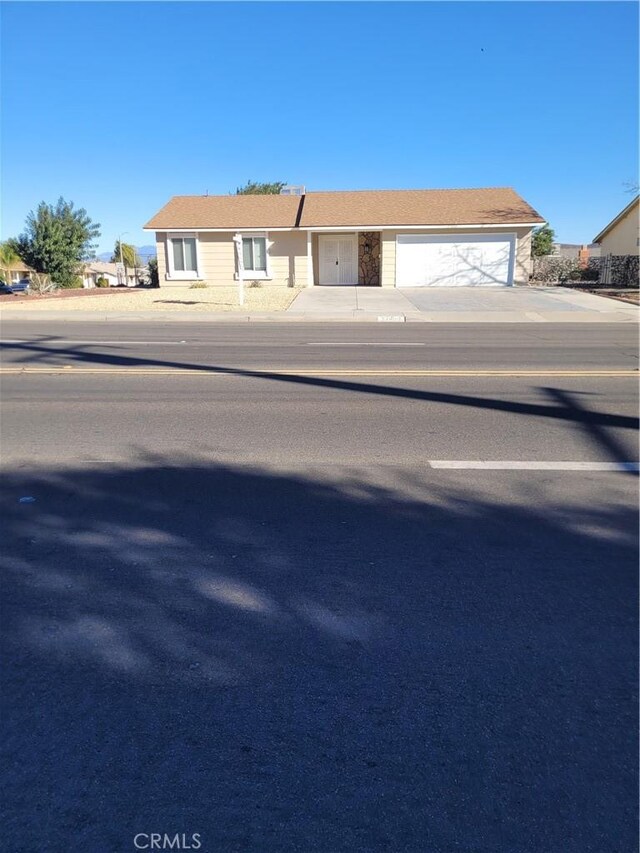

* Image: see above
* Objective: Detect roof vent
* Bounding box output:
[280,185,305,196]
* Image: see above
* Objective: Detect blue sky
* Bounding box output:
[1,1,638,253]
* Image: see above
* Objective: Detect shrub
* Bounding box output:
[606,255,639,288]
[189,281,208,289]
[95,276,110,288]
[147,257,159,288]
[530,256,582,285]
[249,280,262,288]
[62,275,84,289]
[578,259,600,282]
[27,272,57,294]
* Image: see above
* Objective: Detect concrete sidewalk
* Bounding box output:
[286,286,414,320]
[0,286,636,323]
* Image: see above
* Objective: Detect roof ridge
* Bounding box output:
[305,186,515,195]
[165,194,300,200]
[165,187,517,200]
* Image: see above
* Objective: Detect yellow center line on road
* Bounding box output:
[0,367,637,377]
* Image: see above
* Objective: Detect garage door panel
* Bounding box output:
[396,234,514,287]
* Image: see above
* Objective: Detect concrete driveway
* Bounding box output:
[287,286,638,322]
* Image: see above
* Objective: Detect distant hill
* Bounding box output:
[96,245,156,263]
[135,245,157,261]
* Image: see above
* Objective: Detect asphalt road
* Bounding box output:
[1,322,638,852]
[1,320,638,371]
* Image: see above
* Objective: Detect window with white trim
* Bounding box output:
[167,234,200,278]
[242,236,267,273]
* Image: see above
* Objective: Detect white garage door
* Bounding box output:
[396,233,515,287]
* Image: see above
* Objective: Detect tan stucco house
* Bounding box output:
[82,262,142,288]
[144,186,545,288]
[1,261,34,285]
[593,195,640,256]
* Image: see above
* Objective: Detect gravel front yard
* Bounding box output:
[0,286,302,313]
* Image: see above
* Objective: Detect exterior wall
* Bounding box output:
[381,226,534,286]
[515,228,532,284]
[156,233,168,282]
[358,232,381,285]
[198,232,235,285]
[312,233,320,284]
[155,225,538,288]
[84,272,119,287]
[598,203,640,256]
[9,267,32,284]
[83,267,143,288]
[269,230,309,287]
[4,264,33,285]
[155,231,308,287]
[553,242,601,260]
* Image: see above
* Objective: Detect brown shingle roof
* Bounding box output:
[145,194,302,229]
[6,261,34,272]
[145,187,544,230]
[300,188,544,227]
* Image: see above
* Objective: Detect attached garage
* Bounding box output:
[396,233,516,287]
[145,187,544,289]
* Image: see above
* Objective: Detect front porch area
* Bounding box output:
[309,231,381,286]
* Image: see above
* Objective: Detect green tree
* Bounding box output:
[111,241,141,268]
[532,224,556,257]
[0,240,21,284]
[14,198,100,288]
[236,180,286,195]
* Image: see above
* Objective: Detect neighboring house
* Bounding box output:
[553,242,600,262]
[593,195,640,256]
[2,261,33,284]
[144,186,545,288]
[82,262,143,288]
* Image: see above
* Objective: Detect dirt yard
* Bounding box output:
[0,286,302,312]
[604,291,639,305]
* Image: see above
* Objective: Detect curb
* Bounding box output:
[1,310,637,324]
[0,310,412,323]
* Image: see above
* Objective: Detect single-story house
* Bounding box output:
[2,261,34,285]
[593,195,640,256]
[82,262,144,288]
[144,186,545,288]
[553,242,600,262]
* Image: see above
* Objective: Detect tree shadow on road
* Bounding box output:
[2,336,638,470]
[1,457,637,852]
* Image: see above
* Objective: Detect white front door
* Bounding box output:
[319,235,358,285]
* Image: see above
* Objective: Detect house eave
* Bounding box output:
[593,195,640,244]
[144,221,544,234]
[143,226,298,233]
[301,222,544,231]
